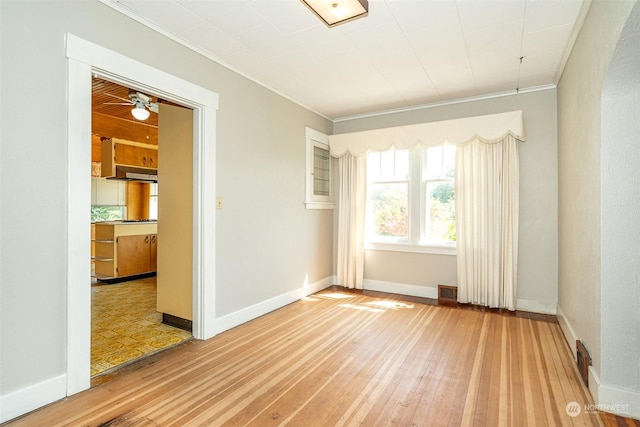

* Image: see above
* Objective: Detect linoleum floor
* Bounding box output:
[91,276,192,376]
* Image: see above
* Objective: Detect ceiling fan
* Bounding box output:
[104,90,159,121]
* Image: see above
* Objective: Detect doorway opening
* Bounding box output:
[66,33,218,396]
[90,77,194,377]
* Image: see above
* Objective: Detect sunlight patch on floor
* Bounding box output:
[338,303,385,313]
[317,292,356,300]
[365,300,414,310]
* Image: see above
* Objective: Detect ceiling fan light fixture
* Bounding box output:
[301,0,368,27]
[131,102,150,121]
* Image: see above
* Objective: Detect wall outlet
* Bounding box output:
[216,197,223,209]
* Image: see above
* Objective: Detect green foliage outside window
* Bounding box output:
[428,182,456,242]
[371,183,408,238]
[91,206,124,222]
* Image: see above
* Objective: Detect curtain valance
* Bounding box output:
[329,110,526,157]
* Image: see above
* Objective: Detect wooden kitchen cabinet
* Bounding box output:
[94,222,158,280]
[101,138,159,178]
[150,234,157,272]
[91,224,95,270]
[117,234,152,277]
[114,143,158,169]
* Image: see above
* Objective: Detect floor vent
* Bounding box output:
[438,285,458,306]
[576,340,591,387]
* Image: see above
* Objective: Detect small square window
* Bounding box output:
[305,127,334,209]
[313,145,331,197]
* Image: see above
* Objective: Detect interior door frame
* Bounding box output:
[65,34,218,395]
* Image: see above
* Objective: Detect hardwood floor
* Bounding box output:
[5,289,624,426]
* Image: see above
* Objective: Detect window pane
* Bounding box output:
[424,145,455,179]
[369,182,408,239]
[313,146,330,196]
[367,152,381,181]
[149,196,158,220]
[91,206,125,222]
[442,145,455,178]
[425,146,443,178]
[368,149,409,182]
[395,149,409,180]
[426,182,456,243]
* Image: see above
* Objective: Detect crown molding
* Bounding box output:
[332,85,557,123]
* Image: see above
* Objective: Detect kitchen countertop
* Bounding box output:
[94,220,158,225]
[94,221,157,239]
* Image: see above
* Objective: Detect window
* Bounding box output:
[90,206,125,222]
[423,145,456,245]
[366,145,456,253]
[305,127,334,209]
[366,149,409,241]
[149,183,158,220]
[313,145,331,197]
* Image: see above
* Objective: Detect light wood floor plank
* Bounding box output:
[5,289,617,427]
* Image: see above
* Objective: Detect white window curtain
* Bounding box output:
[336,153,367,289]
[329,111,524,298]
[455,135,519,310]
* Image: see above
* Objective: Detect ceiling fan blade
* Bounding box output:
[103,102,134,106]
[148,103,159,114]
[103,92,133,103]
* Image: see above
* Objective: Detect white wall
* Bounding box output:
[600,1,640,417]
[334,89,558,314]
[0,0,331,421]
[556,0,636,402]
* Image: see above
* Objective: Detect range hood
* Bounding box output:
[106,165,158,183]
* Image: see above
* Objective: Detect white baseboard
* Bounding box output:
[589,365,600,403]
[588,364,640,419]
[363,280,556,316]
[213,276,334,335]
[557,306,640,420]
[516,298,557,315]
[363,279,438,299]
[598,383,640,420]
[556,304,578,358]
[0,374,67,424]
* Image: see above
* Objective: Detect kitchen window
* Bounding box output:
[149,183,158,220]
[91,206,125,222]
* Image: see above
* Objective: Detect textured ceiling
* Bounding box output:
[100,0,588,120]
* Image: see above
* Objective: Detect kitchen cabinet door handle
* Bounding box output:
[142,156,147,165]
[145,235,149,243]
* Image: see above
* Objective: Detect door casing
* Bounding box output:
[65,34,218,395]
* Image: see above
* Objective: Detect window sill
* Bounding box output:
[305,201,335,210]
[364,242,456,256]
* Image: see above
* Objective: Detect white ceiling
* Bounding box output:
[101,0,588,120]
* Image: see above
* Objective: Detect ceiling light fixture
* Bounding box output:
[301,0,368,27]
[131,101,150,121]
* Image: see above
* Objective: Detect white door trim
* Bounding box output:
[65,33,218,395]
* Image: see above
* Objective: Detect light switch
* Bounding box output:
[216,197,223,209]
